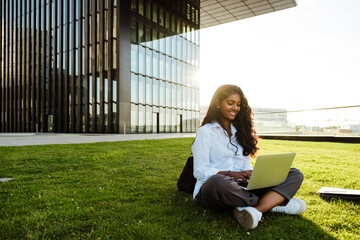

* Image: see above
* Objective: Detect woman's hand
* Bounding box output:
[226,170,252,182]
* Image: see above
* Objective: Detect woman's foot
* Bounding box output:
[234,206,262,230]
[271,198,306,215]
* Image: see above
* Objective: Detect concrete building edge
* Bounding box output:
[259,134,360,144]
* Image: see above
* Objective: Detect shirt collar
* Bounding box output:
[209,121,237,136]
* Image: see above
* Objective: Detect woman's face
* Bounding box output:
[217,93,241,123]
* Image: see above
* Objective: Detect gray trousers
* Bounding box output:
[196,168,304,210]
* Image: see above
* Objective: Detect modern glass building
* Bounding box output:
[0,0,296,134]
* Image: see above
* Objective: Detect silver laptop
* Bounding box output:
[239,153,296,191]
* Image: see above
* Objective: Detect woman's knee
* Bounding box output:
[289,168,304,184]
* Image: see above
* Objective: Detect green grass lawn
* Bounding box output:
[0,138,359,239]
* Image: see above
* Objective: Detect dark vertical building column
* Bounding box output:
[10,0,14,132]
[83,0,90,132]
[20,0,25,132]
[41,0,47,132]
[52,0,58,133]
[64,0,70,132]
[0,0,3,132]
[4,0,8,132]
[47,0,53,132]
[37,0,42,132]
[91,0,97,133]
[15,0,19,132]
[70,0,76,132]
[31,0,37,132]
[58,0,64,133]
[27,0,32,132]
[117,0,131,134]
[77,0,84,133]
[9,0,13,132]
[107,0,114,133]
[99,0,105,133]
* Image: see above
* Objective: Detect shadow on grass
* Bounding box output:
[172,191,336,240]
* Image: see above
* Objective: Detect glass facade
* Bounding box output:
[130,0,200,133]
[0,0,200,133]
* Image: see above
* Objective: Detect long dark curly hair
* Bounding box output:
[201,84,259,157]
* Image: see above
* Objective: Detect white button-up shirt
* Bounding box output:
[192,122,253,199]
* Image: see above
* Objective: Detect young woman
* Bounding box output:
[192,84,306,230]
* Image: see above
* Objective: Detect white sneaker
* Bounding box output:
[234,206,262,230]
[271,198,306,215]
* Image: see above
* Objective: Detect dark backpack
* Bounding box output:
[177,156,196,194]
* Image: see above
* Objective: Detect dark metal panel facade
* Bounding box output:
[0,0,201,134]
[0,0,4,132]
[107,0,114,133]
[76,0,83,133]
[83,0,89,133]
[119,0,131,134]
[90,0,97,133]
[70,0,76,132]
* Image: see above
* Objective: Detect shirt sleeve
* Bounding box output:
[192,126,220,183]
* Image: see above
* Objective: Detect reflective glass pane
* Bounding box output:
[177,36,182,61]
[139,0,144,16]
[139,75,145,104]
[138,22,145,44]
[171,35,177,59]
[145,48,152,76]
[131,44,138,72]
[152,79,159,105]
[131,73,138,103]
[182,111,187,132]
[145,106,152,133]
[177,85,182,109]
[165,56,171,81]
[159,80,165,106]
[159,107,165,133]
[171,109,177,132]
[171,16,176,32]
[172,84,176,108]
[187,87,192,109]
[165,12,170,30]
[159,54,165,80]
[145,77,152,105]
[187,40,191,64]
[159,32,165,53]
[145,2,151,19]
[172,58,177,83]
[139,105,145,133]
[131,0,136,12]
[139,45,145,75]
[166,82,171,107]
[177,61,182,85]
[113,7,117,38]
[166,108,171,132]
[131,19,137,43]
[187,110,191,132]
[165,36,171,56]
[152,3,157,23]
[145,27,152,48]
[159,7,164,26]
[113,39,117,69]
[152,29,158,51]
[131,104,138,133]
[182,86,187,109]
[152,51,159,78]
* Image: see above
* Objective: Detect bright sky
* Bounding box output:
[199,0,360,110]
